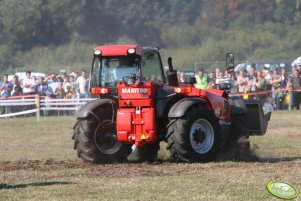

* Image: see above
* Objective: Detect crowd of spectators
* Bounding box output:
[0,70,90,100]
[1,64,301,115]
[178,64,301,111]
[0,70,90,115]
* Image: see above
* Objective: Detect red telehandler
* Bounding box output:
[72,45,271,163]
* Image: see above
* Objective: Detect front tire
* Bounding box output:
[166,106,221,162]
[73,105,130,164]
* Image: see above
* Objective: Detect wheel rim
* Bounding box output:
[94,121,123,155]
[189,119,214,154]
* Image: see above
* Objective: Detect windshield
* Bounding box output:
[91,56,140,87]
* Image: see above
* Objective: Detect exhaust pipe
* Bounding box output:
[166,57,179,86]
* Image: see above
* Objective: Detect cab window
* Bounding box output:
[142,52,164,83]
[91,56,139,87]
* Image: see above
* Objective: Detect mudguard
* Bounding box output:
[76,99,116,119]
[168,98,210,118]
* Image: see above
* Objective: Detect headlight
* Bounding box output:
[128,48,136,54]
[94,49,102,56]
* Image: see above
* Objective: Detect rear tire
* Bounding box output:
[73,106,131,164]
[166,106,221,162]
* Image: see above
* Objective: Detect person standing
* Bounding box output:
[216,70,230,86]
[11,75,22,96]
[55,82,66,116]
[10,75,23,113]
[276,68,289,110]
[262,67,272,94]
[237,70,248,93]
[65,85,75,116]
[214,67,221,85]
[255,70,270,105]
[22,71,36,95]
[270,68,281,109]
[0,74,13,114]
[178,72,185,83]
[207,71,215,89]
[65,86,74,99]
[35,77,49,96]
[69,75,76,94]
[75,70,89,98]
[43,73,61,116]
[44,73,61,97]
[62,75,71,93]
[194,68,208,89]
[0,74,13,98]
[248,65,256,80]
[245,74,258,94]
[290,67,301,110]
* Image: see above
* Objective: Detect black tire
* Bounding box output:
[73,105,131,164]
[221,114,256,161]
[166,106,221,162]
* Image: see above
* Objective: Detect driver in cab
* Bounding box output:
[114,58,138,81]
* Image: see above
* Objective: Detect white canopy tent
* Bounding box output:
[291,56,301,66]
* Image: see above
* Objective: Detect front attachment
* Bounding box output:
[245,99,271,135]
[229,97,271,136]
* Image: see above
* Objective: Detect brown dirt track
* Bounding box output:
[0,159,179,178]
[1,156,300,181]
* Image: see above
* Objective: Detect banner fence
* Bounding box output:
[0,95,96,120]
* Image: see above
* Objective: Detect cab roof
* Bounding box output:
[94,45,143,56]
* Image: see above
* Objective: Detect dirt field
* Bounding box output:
[0,111,301,201]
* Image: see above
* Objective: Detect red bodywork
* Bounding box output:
[173,86,231,121]
[91,45,231,147]
[94,45,143,56]
[115,82,231,147]
[116,81,158,147]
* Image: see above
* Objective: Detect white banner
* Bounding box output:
[0,97,96,118]
[0,109,38,118]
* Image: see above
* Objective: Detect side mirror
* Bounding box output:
[166,57,179,86]
[226,53,234,74]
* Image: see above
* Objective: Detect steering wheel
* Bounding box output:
[122,73,142,85]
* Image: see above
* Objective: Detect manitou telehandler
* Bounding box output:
[72,45,271,163]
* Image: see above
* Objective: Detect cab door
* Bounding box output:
[141,51,166,84]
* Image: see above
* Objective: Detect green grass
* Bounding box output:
[0,116,76,161]
[0,112,301,201]
[251,111,301,160]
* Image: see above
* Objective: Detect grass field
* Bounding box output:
[0,111,301,201]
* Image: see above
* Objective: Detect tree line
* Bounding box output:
[1,0,301,73]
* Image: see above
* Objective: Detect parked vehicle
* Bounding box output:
[234,61,292,74]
